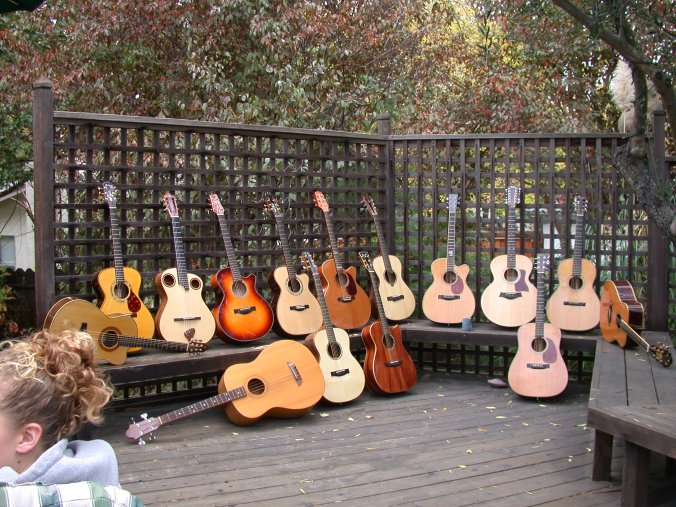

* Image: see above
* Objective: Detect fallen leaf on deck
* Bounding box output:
[320,412,330,417]
[496,415,507,419]
[466,449,472,454]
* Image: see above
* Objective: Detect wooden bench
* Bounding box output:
[587,331,676,506]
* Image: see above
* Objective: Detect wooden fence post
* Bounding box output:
[32,78,55,326]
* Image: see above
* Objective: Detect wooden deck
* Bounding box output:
[88,371,675,506]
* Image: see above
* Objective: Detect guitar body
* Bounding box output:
[422,260,476,324]
[268,267,323,337]
[211,267,273,342]
[480,254,537,327]
[599,280,644,347]
[93,266,155,352]
[319,259,371,330]
[508,322,568,398]
[219,340,325,426]
[43,297,136,365]
[371,255,416,321]
[154,268,215,344]
[361,321,417,394]
[305,327,365,404]
[546,258,600,331]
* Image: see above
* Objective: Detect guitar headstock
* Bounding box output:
[313,190,330,212]
[125,413,160,443]
[358,251,374,273]
[102,181,117,208]
[448,193,458,210]
[208,193,224,216]
[263,197,282,218]
[574,195,588,216]
[163,193,179,218]
[536,253,549,275]
[649,343,673,368]
[360,194,377,217]
[506,186,521,208]
[187,340,207,355]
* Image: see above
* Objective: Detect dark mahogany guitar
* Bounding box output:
[358,251,417,395]
[209,193,273,343]
[312,190,371,330]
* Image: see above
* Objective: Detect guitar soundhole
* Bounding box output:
[531,337,547,353]
[232,280,247,297]
[162,273,176,288]
[327,342,342,359]
[287,277,302,294]
[443,270,457,284]
[112,282,130,300]
[336,272,349,288]
[384,269,397,285]
[247,378,265,396]
[189,278,202,291]
[568,276,583,290]
[100,331,119,351]
[504,268,519,283]
[381,334,395,350]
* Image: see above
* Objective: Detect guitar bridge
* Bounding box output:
[527,363,550,369]
[331,369,349,377]
[385,360,402,367]
[287,361,302,385]
[564,301,586,307]
[173,316,202,322]
[234,306,256,315]
[289,305,310,311]
[387,295,404,302]
[439,295,460,301]
[338,296,354,303]
[499,292,522,300]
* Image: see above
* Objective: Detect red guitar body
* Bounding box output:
[361,321,417,395]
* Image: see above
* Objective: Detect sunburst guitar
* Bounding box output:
[508,254,569,398]
[93,181,155,351]
[125,339,325,442]
[422,193,476,324]
[302,252,365,404]
[480,186,536,327]
[44,297,206,365]
[154,193,215,344]
[545,195,600,331]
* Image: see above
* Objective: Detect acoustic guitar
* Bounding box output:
[93,181,155,351]
[125,339,325,442]
[358,251,417,395]
[208,193,273,343]
[154,193,216,344]
[508,254,569,398]
[360,194,416,321]
[302,252,365,404]
[422,193,476,324]
[312,190,371,330]
[480,186,536,327]
[44,297,206,366]
[600,280,672,367]
[545,195,600,331]
[264,198,322,338]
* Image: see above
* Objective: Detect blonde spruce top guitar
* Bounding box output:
[422,193,476,324]
[265,198,323,337]
[360,194,416,321]
[154,193,216,344]
[545,195,600,331]
[508,254,569,398]
[302,251,365,404]
[45,297,206,366]
[93,181,155,350]
[480,186,536,327]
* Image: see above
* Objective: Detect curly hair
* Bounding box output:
[0,330,113,448]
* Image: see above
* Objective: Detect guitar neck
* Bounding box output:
[535,268,546,338]
[115,335,190,352]
[308,264,338,345]
[446,206,457,272]
[108,206,126,285]
[370,214,393,273]
[506,205,517,268]
[274,214,298,281]
[617,317,650,352]
[156,386,247,426]
[170,216,190,289]
[217,214,243,282]
[322,210,345,274]
[366,268,390,336]
[572,213,585,277]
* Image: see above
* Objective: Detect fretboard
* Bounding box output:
[274,213,298,282]
[170,216,190,289]
[506,205,517,269]
[108,206,126,286]
[308,264,338,346]
[323,210,344,276]
[157,387,247,426]
[572,212,585,277]
[217,214,243,283]
[446,206,457,272]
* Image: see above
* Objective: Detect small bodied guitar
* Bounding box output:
[358,251,417,395]
[93,181,155,351]
[124,339,325,442]
[264,198,322,338]
[546,195,600,331]
[422,193,476,324]
[154,193,215,344]
[313,190,370,330]
[208,193,273,343]
[360,194,416,321]
[480,186,536,327]
[44,297,206,365]
[600,280,672,367]
[508,254,569,398]
[302,252,365,404]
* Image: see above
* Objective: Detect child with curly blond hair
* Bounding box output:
[0,329,119,487]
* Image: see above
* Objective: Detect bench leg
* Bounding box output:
[622,441,650,507]
[592,429,613,481]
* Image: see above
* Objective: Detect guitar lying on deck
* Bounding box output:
[125,339,325,442]
[154,193,215,344]
[209,193,273,343]
[480,186,536,327]
[422,193,476,324]
[313,190,371,329]
[507,254,569,398]
[360,194,416,321]
[545,195,600,331]
[44,297,206,366]
[264,198,322,338]
[93,181,155,351]
[302,252,365,404]
[358,251,417,395]
[600,280,672,367]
